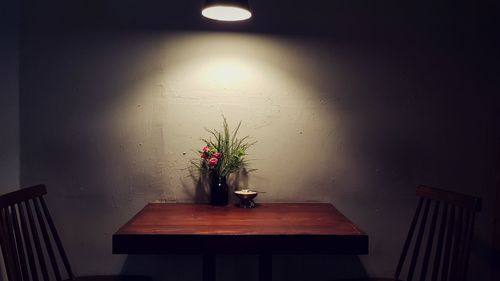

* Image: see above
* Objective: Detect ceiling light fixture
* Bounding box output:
[202,0,252,21]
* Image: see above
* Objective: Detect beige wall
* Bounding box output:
[19,31,497,281]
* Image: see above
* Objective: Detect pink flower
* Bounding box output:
[200,146,210,159]
[208,157,218,167]
[213,152,221,159]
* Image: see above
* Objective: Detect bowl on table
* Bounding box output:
[233,189,258,208]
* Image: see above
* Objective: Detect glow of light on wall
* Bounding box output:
[197,57,252,85]
[113,31,345,203]
[159,33,304,93]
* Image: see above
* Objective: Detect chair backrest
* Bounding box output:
[394,185,481,281]
[0,184,74,281]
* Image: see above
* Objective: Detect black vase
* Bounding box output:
[210,174,229,206]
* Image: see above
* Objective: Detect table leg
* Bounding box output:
[259,254,272,281]
[203,254,216,281]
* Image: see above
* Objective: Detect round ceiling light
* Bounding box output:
[202,0,252,21]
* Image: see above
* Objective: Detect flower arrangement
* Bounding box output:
[191,116,255,177]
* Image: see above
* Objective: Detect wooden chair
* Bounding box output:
[0,184,152,281]
[336,185,481,281]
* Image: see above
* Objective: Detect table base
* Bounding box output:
[202,254,272,281]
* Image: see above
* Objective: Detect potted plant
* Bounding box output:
[191,116,255,206]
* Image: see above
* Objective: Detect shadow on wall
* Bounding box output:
[119,254,367,281]
[181,168,252,203]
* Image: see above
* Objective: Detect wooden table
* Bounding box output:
[112,203,368,281]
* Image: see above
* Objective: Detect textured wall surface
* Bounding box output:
[0,1,19,280]
[19,30,498,281]
[0,0,19,193]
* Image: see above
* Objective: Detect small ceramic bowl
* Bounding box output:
[234,189,258,208]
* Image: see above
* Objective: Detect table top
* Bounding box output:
[113,203,368,255]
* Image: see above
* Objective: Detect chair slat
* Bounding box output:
[440,205,456,281]
[5,206,23,281]
[33,197,63,281]
[19,200,40,281]
[461,211,476,281]
[40,197,74,280]
[11,204,30,281]
[431,203,448,281]
[406,198,431,281]
[394,197,424,280]
[0,208,18,281]
[449,207,464,281]
[419,201,440,281]
[24,200,51,281]
[456,210,472,281]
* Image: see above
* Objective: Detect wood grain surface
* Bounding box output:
[113,203,368,255]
